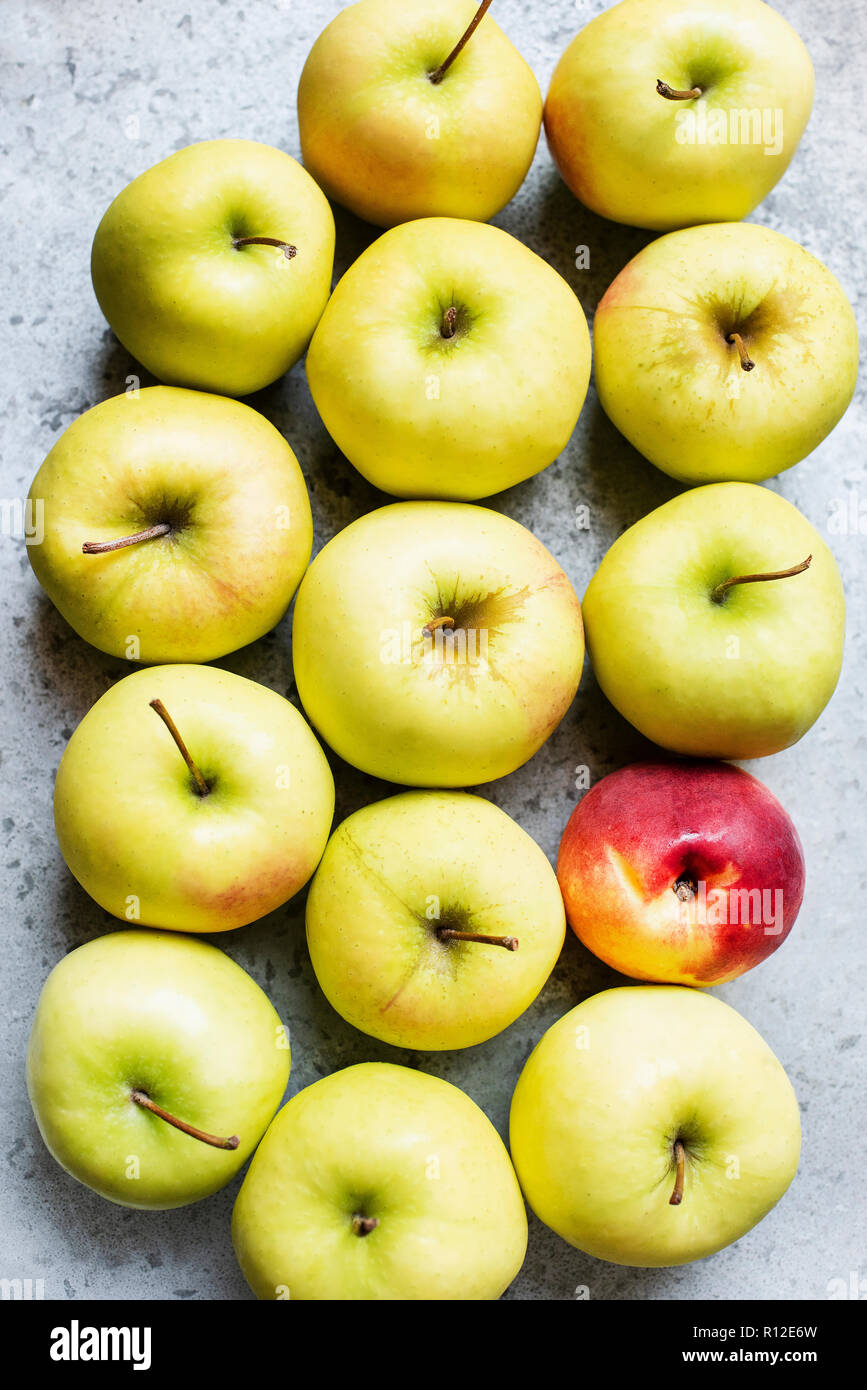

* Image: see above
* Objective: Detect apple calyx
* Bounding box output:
[233,236,297,260]
[82,522,172,555]
[669,1139,686,1206]
[149,698,210,797]
[441,305,458,339]
[673,875,697,902]
[727,331,755,372]
[711,554,812,606]
[130,1090,239,1150]
[656,79,702,100]
[437,926,519,951]
[428,0,494,84]
[351,1214,379,1236]
[423,615,456,634]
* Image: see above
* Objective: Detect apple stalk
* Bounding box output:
[712,555,812,605]
[669,1139,686,1205]
[437,926,519,951]
[656,80,702,100]
[351,1214,379,1236]
[727,331,755,372]
[149,697,210,797]
[233,236,297,260]
[82,521,172,554]
[131,1090,239,1150]
[428,0,494,85]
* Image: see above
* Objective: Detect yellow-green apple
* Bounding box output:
[54,664,334,931]
[28,386,313,664]
[306,791,565,1049]
[297,0,541,228]
[232,1062,527,1299]
[292,502,584,785]
[27,930,290,1209]
[91,139,334,395]
[545,0,814,230]
[510,986,801,1266]
[306,217,590,499]
[582,482,844,758]
[557,761,805,986]
[594,223,858,484]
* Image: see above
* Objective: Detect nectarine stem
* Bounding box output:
[727,331,755,372]
[441,305,458,338]
[131,1090,239,1150]
[351,1215,379,1236]
[712,555,812,605]
[82,522,172,554]
[669,1139,685,1206]
[149,698,210,797]
[437,927,519,951]
[423,615,456,634]
[233,236,297,260]
[656,79,702,100]
[429,0,494,84]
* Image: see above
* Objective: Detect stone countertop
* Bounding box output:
[1,0,864,1301]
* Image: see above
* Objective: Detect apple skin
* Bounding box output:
[306,791,566,1049]
[232,1062,528,1300]
[306,218,590,500]
[509,986,801,1266]
[292,502,584,786]
[582,483,845,759]
[545,0,813,231]
[27,387,313,664]
[27,931,290,1210]
[54,664,334,932]
[91,139,334,395]
[557,761,805,986]
[593,223,858,484]
[297,0,541,228]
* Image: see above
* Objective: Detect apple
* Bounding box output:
[510,986,801,1266]
[91,139,334,395]
[582,482,845,758]
[593,223,858,484]
[545,0,814,231]
[27,930,290,1209]
[232,1062,527,1299]
[292,501,584,786]
[306,791,565,1049]
[27,386,313,664]
[557,761,805,986]
[297,0,541,228]
[306,217,590,500]
[54,664,334,931]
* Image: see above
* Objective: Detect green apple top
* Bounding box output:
[509,987,801,1266]
[91,140,334,395]
[306,217,590,499]
[297,0,542,227]
[53,664,335,931]
[27,386,313,664]
[292,501,584,786]
[545,0,814,230]
[232,1062,528,1299]
[582,482,845,758]
[593,223,859,484]
[305,791,566,1050]
[27,931,290,1210]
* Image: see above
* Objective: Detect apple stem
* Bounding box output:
[656,79,702,100]
[669,1139,686,1206]
[130,1090,239,1150]
[351,1215,379,1236]
[429,0,494,84]
[149,698,210,797]
[712,555,812,605]
[82,522,172,555]
[441,305,458,338]
[233,235,297,260]
[437,927,519,951]
[727,331,755,372]
[423,615,456,634]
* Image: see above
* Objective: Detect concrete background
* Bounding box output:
[1,0,864,1301]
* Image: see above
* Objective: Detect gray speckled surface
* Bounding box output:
[1,0,865,1302]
